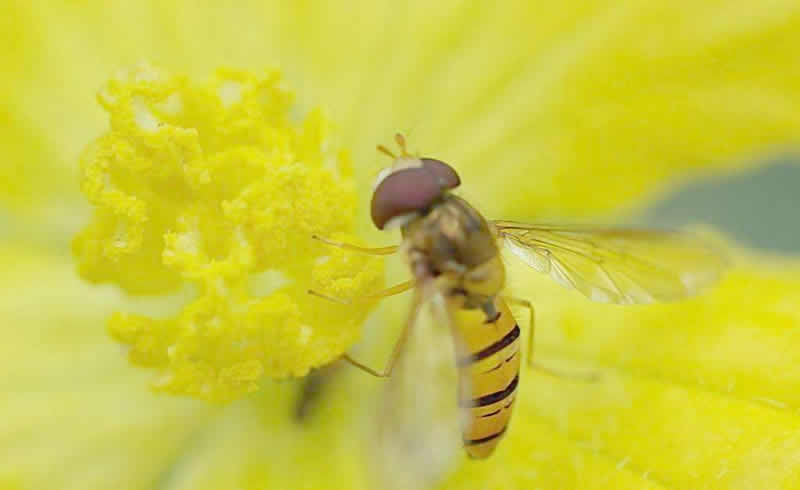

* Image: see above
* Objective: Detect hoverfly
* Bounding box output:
[309,134,726,486]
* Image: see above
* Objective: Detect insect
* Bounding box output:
[309,134,726,483]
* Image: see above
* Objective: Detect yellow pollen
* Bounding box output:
[73,64,383,402]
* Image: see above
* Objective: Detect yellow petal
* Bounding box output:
[0,247,216,489]
[459,244,800,489]
[5,2,800,230]
[63,242,799,490]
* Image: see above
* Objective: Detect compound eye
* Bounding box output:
[371,167,442,229]
[420,158,461,190]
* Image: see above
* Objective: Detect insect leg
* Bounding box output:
[501,295,535,368]
[308,280,415,304]
[340,287,426,378]
[312,234,399,255]
[502,295,598,382]
[340,317,414,378]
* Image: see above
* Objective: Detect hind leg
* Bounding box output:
[501,295,535,368]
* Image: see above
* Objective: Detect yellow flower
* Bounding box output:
[2,1,800,489]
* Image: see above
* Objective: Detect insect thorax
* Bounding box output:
[402,194,505,308]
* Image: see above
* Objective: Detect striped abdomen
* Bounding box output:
[452,297,520,459]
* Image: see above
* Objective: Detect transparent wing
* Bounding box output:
[369,284,469,490]
[493,221,728,304]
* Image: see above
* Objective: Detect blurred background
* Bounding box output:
[642,157,800,253]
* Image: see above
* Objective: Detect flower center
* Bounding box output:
[73,64,382,402]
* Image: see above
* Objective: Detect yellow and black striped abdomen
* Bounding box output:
[452,297,520,459]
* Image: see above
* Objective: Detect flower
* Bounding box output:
[3,2,800,489]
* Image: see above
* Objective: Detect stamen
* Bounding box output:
[75,64,383,403]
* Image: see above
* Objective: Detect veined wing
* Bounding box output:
[369,283,469,490]
[493,221,728,304]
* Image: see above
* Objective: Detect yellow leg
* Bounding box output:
[308,280,415,305]
[308,280,417,378]
[340,299,420,378]
[502,295,535,368]
[312,234,398,255]
[502,295,598,382]
[339,285,429,379]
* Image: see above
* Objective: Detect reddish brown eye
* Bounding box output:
[420,158,460,190]
[371,167,442,229]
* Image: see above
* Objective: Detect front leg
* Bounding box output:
[312,234,398,255]
[308,280,415,304]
